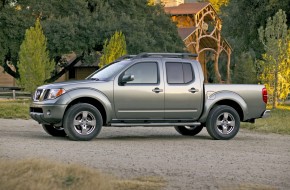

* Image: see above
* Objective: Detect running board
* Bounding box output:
[110,122,201,127]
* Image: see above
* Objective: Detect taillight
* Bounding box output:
[262,88,268,104]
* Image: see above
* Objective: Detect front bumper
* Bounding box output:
[30,103,67,125]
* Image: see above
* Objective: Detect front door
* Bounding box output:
[114,60,164,119]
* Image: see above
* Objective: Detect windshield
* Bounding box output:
[87,60,132,80]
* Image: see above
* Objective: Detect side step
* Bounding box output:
[110,122,201,127]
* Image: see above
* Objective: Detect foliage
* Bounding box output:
[17,18,54,93]
[0,0,184,82]
[208,0,228,13]
[99,31,127,68]
[220,0,290,85]
[232,52,258,84]
[221,0,290,57]
[258,10,290,108]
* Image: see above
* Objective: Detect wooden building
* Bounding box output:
[163,1,232,83]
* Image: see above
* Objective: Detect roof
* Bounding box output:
[178,27,197,40]
[164,2,210,15]
[74,60,99,68]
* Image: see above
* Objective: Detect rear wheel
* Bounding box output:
[206,105,240,140]
[42,124,66,137]
[63,103,103,141]
[174,125,204,136]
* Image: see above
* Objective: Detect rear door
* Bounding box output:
[163,60,203,120]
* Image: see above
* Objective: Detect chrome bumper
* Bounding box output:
[262,110,271,118]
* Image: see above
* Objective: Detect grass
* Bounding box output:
[241,105,290,135]
[0,159,165,190]
[0,99,30,119]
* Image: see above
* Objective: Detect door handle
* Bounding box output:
[152,87,163,93]
[188,88,199,93]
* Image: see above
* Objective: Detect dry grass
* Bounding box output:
[220,183,277,190]
[0,159,165,190]
[241,105,290,135]
[0,99,30,119]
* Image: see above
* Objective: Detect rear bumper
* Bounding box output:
[262,110,271,118]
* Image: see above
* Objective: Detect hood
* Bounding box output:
[38,79,108,90]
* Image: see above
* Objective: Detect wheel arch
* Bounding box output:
[200,92,247,123]
[65,97,107,125]
[64,89,114,125]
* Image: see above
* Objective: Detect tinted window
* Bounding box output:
[124,62,158,84]
[166,62,194,84]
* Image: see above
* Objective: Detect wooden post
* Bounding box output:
[13,90,16,99]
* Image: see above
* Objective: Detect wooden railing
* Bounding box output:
[0,86,31,99]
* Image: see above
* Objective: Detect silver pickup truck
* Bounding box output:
[30,53,270,141]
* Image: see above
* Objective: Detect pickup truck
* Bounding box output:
[30,53,270,141]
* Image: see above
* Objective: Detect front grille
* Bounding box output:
[34,89,43,101]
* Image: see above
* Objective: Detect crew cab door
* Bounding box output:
[163,60,203,120]
[114,59,164,119]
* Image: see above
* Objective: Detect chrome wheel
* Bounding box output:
[64,103,103,141]
[73,111,96,135]
[206,105,240,140]
[216,112,235,135]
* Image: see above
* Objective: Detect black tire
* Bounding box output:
[63,103,103,141]
[42,124,67,137]
[206,105,240,140]
[174,125,204,136]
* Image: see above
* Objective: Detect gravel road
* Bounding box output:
[0,119,290,189]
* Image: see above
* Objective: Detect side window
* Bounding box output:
[123,62,158,84]
[166,62,194,84]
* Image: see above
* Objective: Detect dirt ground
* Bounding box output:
[0,119,289,190]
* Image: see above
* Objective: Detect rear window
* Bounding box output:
[166,62,194,84]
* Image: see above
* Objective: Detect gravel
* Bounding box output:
[0,119,290,189]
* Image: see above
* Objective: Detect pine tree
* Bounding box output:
[258,10,290,108]
[99,31,127,68]
[18,18,54,93]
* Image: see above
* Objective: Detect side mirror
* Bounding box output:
[121,74,134,84]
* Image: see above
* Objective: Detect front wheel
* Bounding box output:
[174,125,204,136]
[206,105,240,140]
[63,103,103,141]
[42,124,67,137]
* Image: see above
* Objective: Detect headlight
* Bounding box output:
[47,89,66,100]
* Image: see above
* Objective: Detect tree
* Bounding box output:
[258,10,290,108]
[220,0,290,85]
[17,18,54,93]
[0,0,184,83]
[99,31,127,68]
[208,0,228,13]
[232,52,258,84]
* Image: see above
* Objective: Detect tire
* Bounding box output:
[174,125,204,136]
[42,124,67,137]
[206,105,240,140]
[63,103,103,141]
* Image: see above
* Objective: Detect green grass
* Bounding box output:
[0,99,30,119]
[241,105,290,135]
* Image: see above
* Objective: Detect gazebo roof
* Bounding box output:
[178,27,197,40]
[164,2,210,15]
